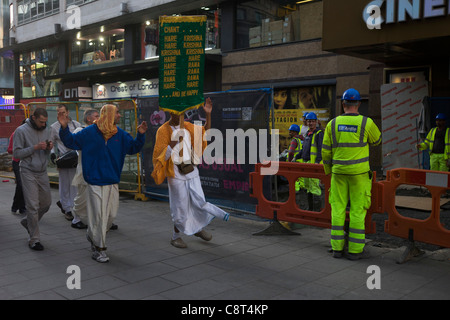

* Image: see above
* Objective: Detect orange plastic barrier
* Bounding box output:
[381,168,450,248]
[250,162,380,234]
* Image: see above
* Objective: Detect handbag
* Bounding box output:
[176,148,201,175]
[55,150,78,169]
[177,162,194,175]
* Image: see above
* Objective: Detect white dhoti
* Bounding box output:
[71,149,87,224]
[86,184,119,249]
[165,125,229,236]
[168,166,229,235]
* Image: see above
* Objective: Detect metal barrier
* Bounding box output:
[25,100,147,201]
[249,161,380,234]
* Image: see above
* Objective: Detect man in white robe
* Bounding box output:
[152,98,229,248]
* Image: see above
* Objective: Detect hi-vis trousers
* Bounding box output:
[430,153,448,172]
[329,172,372,254]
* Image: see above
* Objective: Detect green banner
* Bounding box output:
[159,15,206,115]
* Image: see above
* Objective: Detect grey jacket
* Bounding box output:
[13,118,52,173]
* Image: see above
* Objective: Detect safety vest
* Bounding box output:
[322,114,381,175]
[310,129,323,164]
[286,136,302,162]
[418,127,450,159]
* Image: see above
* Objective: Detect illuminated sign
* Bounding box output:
[364,0,450,29]
[92,79,159,99]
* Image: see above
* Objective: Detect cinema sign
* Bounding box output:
[364,0,450,29]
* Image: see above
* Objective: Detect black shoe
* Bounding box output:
[71,221,87,229]
[109,223,118,230]
[64,212,74,221]
[332,250,343,258]
[56,201,66,214]
[29,242,44,251]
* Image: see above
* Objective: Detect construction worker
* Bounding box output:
[300,112,309,137]
[287,124,302,162]
[279,123,303,230]
[416,113,450,171]
[322,88,381,260]
[296,112,323,211]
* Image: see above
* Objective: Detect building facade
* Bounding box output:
[5,0,389,167]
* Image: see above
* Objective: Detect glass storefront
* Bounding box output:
[237,0,322,49]
[17,0,59,25]
[69,28,125,72]
[19,45,60,98]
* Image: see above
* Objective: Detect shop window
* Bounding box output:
[17,0,59,25]
[141,20,159,60]
[20,46,60,98]
[237,0,322,49]
[69,28,125,72]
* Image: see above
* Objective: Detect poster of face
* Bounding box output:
[271,85,335,154]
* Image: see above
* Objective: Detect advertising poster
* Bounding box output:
[158,15,206,114]
[271,85,334,154]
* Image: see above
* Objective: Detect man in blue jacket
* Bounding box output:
[58,104,147,263]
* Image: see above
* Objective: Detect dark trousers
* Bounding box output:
[11,160,25,212]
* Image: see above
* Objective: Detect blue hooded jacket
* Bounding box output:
[59,124,145,186]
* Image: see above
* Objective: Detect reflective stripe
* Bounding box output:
[332,157,369,165]
[335,142,367,148]
[348,237,365,244]
[349,227,365,234]
[331,235,345,240]
[371,136,382,146]
[322,144,331,150]
[331,225,344,231]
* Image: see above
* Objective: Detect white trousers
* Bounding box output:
[168,175,228,236]
[72,183,88,224]
[86,184,119,250]
[58,167,77,214]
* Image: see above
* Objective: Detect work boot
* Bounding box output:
[332,250,343,259]
[345,249,370,261]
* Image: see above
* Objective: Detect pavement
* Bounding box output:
[0,174,450,303]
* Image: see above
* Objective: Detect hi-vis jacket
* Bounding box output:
[322,114,381,175]
[417,127,450,159]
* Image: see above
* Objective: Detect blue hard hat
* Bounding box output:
[303,111,309,118]
[289,124,300,132]
[436,113,447,120]
[342,88,361,101]
[305,112,317,120]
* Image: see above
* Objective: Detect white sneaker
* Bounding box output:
[92,249,109,263]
